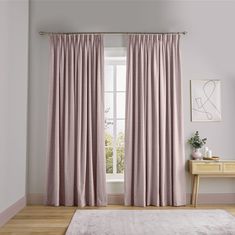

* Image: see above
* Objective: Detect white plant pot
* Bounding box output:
[192,148,202,160]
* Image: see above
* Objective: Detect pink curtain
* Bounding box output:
[46,34,107,207]
[125,34,186,207]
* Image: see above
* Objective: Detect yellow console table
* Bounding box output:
[189,160,235,207]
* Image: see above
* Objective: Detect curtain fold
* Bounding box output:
[125,34,186,207]
[46,34,107,207]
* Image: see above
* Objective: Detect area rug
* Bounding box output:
[66,209,235,235]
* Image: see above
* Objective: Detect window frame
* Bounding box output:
[104,48,126,181]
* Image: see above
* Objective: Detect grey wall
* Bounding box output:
[0,0,28,212]
[28,0,235,198]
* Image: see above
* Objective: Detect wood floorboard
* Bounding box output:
[1,205,235,234]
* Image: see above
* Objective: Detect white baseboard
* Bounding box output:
[108,194,124,205]
[186,193,235,204]
[108,193,235,205]
[27,193,45,204]
[27,193,235,205]
[0,196,26,227]
[27,193,124,205]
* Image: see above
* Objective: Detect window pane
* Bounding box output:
[105,65,114,91]
[116,65,126,91]
[116,92,125,119]
[117,147,124,174]
[105,93,113,118]
[116,120,125,147]
[105,147,113,173]
[105,53,126,177]
[105,122,113,146]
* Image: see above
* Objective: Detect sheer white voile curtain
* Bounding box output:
[125,34,186,207]
[46,34,107,207]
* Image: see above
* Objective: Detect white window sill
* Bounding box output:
[106,173,124,183]
[106,178,124,183]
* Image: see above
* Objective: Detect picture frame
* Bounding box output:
[190,80,222,122]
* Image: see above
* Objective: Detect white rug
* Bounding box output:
[66,209,235,235]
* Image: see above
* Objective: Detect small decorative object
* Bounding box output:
[203,156,220,161]
[192,149,202,160]
[203,146,209,157]
[207,150,212,158]
[188,131,207,160]
[191,80,222,122]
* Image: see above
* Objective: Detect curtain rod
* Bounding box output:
[39,31,187,36]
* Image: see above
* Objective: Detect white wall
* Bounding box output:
[28,0,235,198]
[0,0,28,212]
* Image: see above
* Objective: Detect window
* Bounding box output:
[104,48,126,180]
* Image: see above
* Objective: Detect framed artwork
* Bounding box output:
[190,80,222,122]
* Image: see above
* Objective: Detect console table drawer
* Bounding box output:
[191,163,223,174]
[223,163,235,173]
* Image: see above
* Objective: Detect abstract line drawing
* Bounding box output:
[191,80,221,122]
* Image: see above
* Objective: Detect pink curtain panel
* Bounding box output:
[125,34,186,207]
[46,34,107,207]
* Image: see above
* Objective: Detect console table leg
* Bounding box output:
[192,175,197,206]
[194,175,200,207]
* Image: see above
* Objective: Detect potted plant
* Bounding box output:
[188,131,207,160]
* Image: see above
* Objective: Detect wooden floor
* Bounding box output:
[1,205,235,235]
